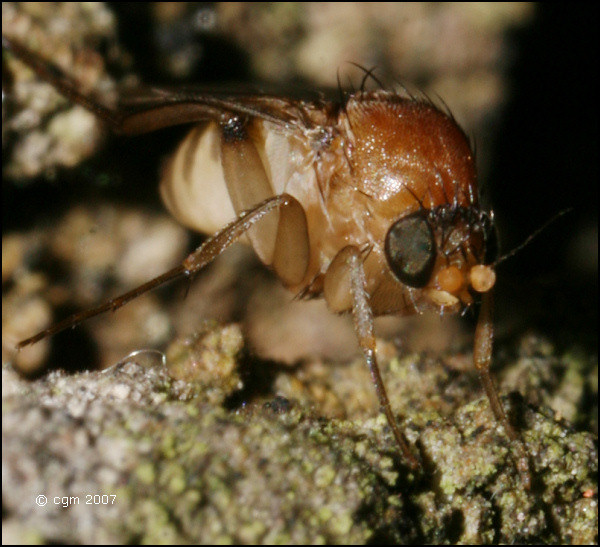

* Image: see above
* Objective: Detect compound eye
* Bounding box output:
[385,212,436,288]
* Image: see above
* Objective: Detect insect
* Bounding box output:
[3,33,530,485]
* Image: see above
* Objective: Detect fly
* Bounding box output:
[2,34,531,486]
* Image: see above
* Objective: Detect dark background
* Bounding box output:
[488,4,597,348]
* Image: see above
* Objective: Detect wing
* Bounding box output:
[2,34,331,136]
[115,90,313,135]
[3,33,322,286]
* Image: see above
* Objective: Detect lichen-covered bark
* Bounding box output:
[2,327,597,544]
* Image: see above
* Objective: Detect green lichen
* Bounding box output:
[3,324,597,544]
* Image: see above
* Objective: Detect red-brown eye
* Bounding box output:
[384,211,436,288]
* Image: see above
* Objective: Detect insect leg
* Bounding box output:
[220,119,310,286]
[341,246,420,469]
[474,291,532,488]
[181,194,295,272]
[17,194,296,350]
